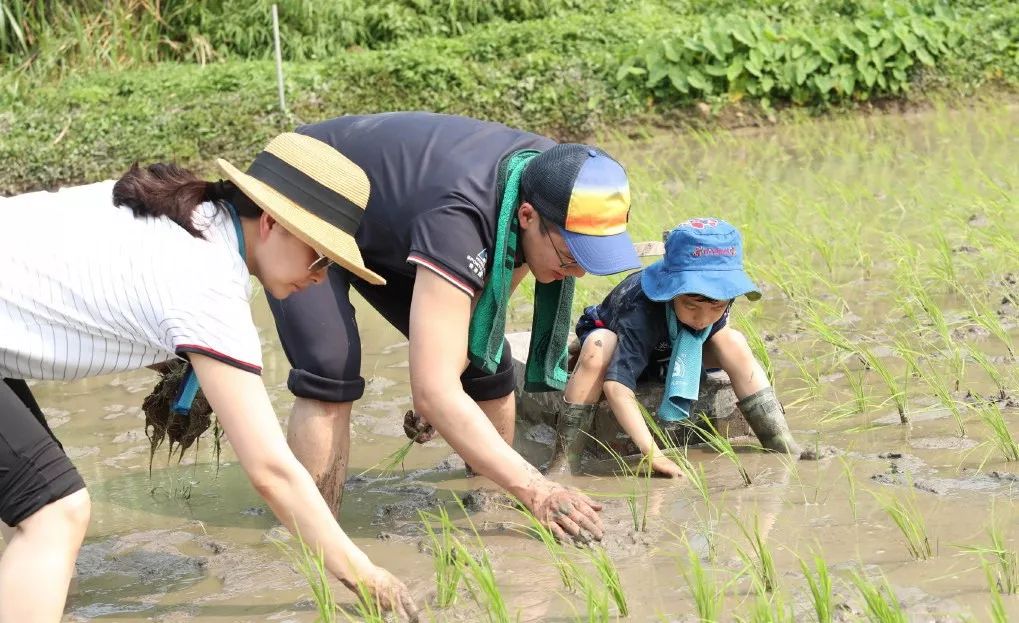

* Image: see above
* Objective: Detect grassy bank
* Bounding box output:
[1,0,1017,194]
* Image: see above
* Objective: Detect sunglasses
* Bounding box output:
[540,217,580,270]
[308,252,334,273]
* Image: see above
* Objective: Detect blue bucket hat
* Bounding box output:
[641,218,761,302]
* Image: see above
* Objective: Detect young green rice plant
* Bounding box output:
[859,347,908,425]
[347,581,386,623]
[975,401,1019,462]
[799,553,833,623]
[585,432,651,532]
[271,530,338,623]
[682,412,752,486]
[356,437,416,478]
[742,590,795,623]
[919,361,966,436]
[680,543,727,622]
[838,456,859,521]
[732,307,774,384]
[586,545,629,617]
[958,517,1018,596]
[875,493,935,560]
[965,295,1015,358]
[576,571,611,623]
[638,405,713,511]
[968,346,1009,401]
[986,561,1009,623]
[850,571,907,623]
[511,505,579,592]
[448,497,512,623]
[781,346,822,401]
[419,506,465,608]
[731,513,778,593]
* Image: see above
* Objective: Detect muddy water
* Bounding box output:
[5,104,1019,622]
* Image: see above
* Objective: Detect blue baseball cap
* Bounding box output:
[641,218,761,302]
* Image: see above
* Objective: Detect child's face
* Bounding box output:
[672,294,730,331]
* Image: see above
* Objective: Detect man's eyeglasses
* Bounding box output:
[308,252,334,273]
[541,217,579,270]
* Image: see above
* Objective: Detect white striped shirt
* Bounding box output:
[0,181,262,380]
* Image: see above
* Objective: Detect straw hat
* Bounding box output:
[217,133,385,285]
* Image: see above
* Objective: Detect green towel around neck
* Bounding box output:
[467,149,574,392]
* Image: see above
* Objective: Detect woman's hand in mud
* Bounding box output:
[343,565,420,622]
[649,455,686,479]
[530,483,604,545]
[403,409,437,444]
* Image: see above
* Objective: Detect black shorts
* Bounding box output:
[267,265,515,404]
[0,379,86,527]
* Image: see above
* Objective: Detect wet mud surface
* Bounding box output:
[4,105,1019,621]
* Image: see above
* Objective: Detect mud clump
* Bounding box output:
[461,488,517,513]
[141,360,217,467]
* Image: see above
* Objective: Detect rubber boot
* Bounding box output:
[546,401,598,475]
[737,387,801,455]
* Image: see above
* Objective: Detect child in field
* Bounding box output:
[546,218,800,477]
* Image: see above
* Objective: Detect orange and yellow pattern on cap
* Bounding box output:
[563,154,631,236]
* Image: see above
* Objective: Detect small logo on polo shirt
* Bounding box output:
[467,249,488,279]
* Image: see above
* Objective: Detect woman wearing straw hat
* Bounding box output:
[0,134,417,621]
[266,112,642,544]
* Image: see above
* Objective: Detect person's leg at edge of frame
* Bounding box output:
[546,329,617,475]
[286,397,353,518]
[0,489,91,622]
[703,327,801,455]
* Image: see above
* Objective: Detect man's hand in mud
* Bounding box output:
[403,409,436,444]
[343,565,419,622]
[530,482,604,545]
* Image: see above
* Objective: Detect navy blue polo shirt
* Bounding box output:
[297,112,555,296]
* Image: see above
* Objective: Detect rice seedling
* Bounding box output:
[637,405,713,511]
[449,496,513,623]
[271,530,338,623]
[586,545,629,617]
[975,402,1019,462]
[919,361,967,436]
[875,494,935,560]
[680,543,727,622]
[968,346,1009,401]
[799,553,833,623]
[742,591,795,623]
[419,506,465,607]
[576,572,611,623]
[685,412,752,486]
[585,432,651,532]
[356,436,417,479]
[781,346,823,400]
[965,295,1015,358]
[986,561,1009,623]
[850,571,907,623]
[511,506,580,592]
[731,513,778,593]
[859,347,908,424]
[732,307,774,384]
[958,517,1018,596]
[838,456,859,521]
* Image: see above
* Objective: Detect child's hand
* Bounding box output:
[649,455,685,479]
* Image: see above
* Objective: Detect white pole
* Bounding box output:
[272,4,286,113]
